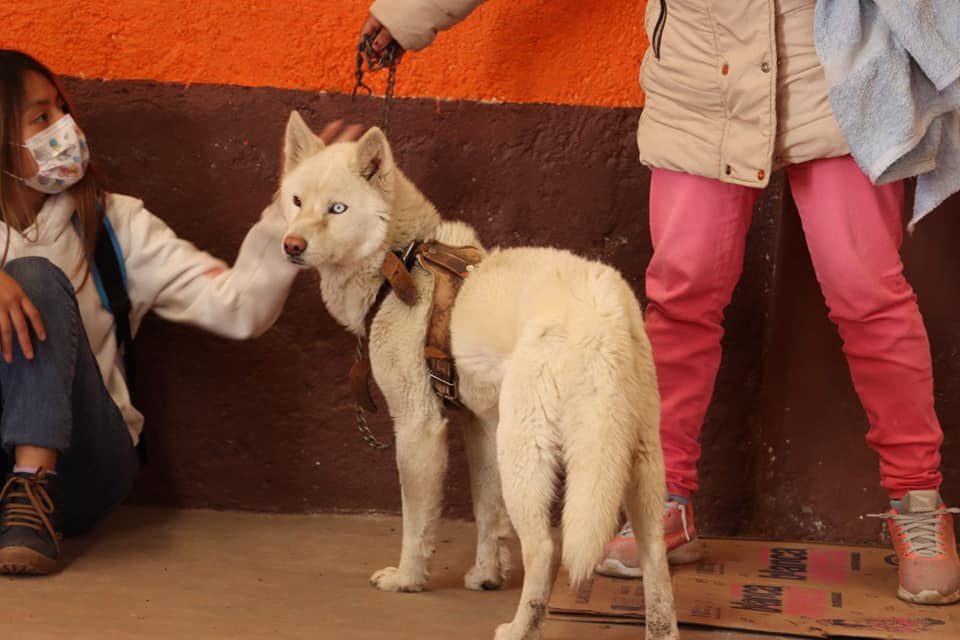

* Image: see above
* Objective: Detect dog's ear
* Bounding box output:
[356,127,395,191]
[283,111,324,175]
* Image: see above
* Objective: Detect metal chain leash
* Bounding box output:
[353,336,393,450]
[353,34,400,134]
[350,34,400,451]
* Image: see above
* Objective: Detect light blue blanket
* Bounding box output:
[814,0,960,228]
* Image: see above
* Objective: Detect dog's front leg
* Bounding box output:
[370,413,449,593]
[463,410,513,591]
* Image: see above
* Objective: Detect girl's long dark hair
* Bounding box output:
[0,49,103,273]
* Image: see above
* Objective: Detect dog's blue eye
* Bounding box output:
[329,202,348,214]
[292,195,302,207]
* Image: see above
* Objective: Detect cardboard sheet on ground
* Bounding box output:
[548,538,958,639]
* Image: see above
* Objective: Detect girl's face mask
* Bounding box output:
[8,114,90,194]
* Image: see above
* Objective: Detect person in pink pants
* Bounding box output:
[599,156,960,606]
[648,159,941,503]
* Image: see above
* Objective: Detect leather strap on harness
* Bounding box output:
[416,241,484,408]
[348,241,421,413]
[348,240,483,412]
[348,354,378,413]
[378,250,419,306]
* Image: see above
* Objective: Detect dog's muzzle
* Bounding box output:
[283,234,309,267]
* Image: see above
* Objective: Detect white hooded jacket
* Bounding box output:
[2,191,299,443]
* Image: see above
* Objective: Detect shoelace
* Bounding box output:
[0,474,61,554]
[617,501,692,542]
[868,507,960,558]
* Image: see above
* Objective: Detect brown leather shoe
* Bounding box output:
[0,470,63,575]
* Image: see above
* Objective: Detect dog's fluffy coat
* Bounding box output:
[277,112,679,640]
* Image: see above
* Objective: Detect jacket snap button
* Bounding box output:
[761,61,771,73]
[721,63,729,76]
[725,164,732,175]
[757,169,766,181]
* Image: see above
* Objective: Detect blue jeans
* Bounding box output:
[0,257,138,535]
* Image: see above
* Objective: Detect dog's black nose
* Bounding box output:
[284,235,307,257]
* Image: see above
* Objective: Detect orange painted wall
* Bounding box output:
[3,1,648,108]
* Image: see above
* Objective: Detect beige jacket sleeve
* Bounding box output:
[370,0,488,51]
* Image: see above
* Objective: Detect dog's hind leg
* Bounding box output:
[492,356,561,640]
[370,409,448,593]
[463,409,513,591]
[623,451,680,640]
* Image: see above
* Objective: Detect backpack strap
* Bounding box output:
[75,212,145,462]
[92,216,135,393]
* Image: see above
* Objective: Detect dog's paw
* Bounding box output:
[464,563,505,591]
[369,566,426,593]
[466,542,512,591]
[465,566,502,591]
[493,622,540,640]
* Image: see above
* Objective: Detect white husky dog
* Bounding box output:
[277,111,679,640]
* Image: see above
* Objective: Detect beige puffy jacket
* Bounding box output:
[370,0,851,188]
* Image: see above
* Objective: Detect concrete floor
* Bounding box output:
[0,508,799,639]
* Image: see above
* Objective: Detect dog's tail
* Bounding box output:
[559,275,658,588]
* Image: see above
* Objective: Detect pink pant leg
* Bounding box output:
[787,155,943,498]
[646,169,760,497]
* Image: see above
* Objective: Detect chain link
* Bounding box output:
[353,336,393,450]
[353,34,400,134]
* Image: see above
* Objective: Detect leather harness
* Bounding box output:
[349,240,484,412]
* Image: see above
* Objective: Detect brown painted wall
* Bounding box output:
[63,78,959,542]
